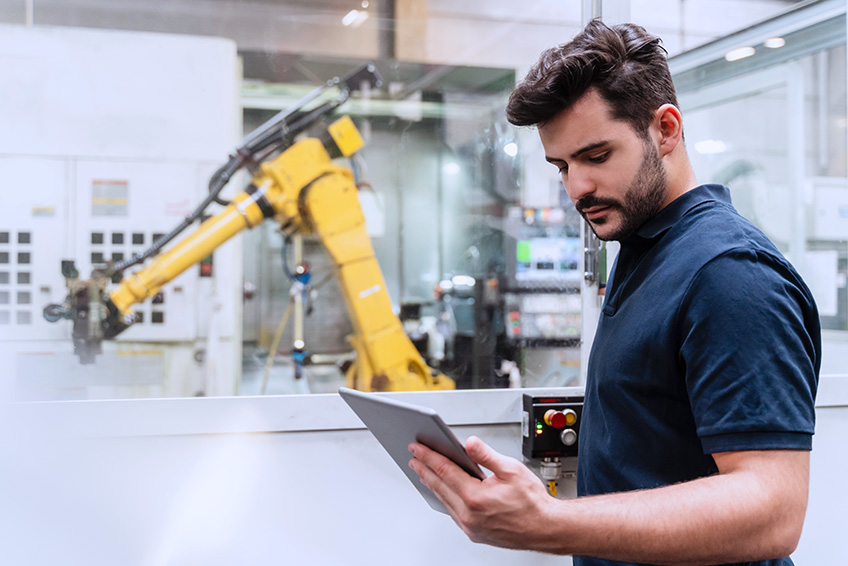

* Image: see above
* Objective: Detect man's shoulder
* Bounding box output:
[670,197,784,264]
[642,197,807,301]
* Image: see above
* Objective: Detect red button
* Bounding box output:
[544,409,567,429]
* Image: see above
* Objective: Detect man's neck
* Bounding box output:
[660,151,699,210]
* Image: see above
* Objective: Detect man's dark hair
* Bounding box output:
[506,19,678,135]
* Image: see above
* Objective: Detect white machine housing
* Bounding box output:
[0,25,241,400]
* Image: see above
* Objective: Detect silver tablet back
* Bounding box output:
[339,387,484,514]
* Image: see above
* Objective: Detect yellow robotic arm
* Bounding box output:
[44,65,454,392]
[106,116,452,391]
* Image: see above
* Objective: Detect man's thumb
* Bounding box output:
[466,436,511,475]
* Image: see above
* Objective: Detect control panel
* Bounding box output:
[505,292,581,348]
[522,394,583,459]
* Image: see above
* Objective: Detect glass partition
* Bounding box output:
[672,0,848,375]
[0,0,813,400]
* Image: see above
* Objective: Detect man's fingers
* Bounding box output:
[409,442,480,485]
[408,452,463,509]
[465,436,519,478]
[408,443,471,512]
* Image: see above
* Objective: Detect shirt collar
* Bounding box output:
[631,184,731,241]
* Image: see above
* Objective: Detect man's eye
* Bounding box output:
[589,153,609,164]
[557,164,568,174]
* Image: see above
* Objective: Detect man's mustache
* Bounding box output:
[575,196,621,215]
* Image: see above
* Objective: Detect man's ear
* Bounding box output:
[655,104,684,157]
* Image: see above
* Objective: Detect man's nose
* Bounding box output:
[564,166,595,203]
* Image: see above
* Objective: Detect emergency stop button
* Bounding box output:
[544,408,577,429]
[544,409,566,429]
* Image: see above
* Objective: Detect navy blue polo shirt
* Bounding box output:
[575,184,820,566]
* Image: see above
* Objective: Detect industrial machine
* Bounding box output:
[501,205,584,387]
[503,205,582,349]
[43,64,454,392]
[433,274,514,389]
[427,205,584,390]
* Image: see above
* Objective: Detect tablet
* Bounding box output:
[339,387,485,514]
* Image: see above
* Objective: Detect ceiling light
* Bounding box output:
[503,142,518,157]
[764,37,785,49]
[725,46,755,62]
[361,0,369,7]
[342,10,359,26]
[342,9,368,27]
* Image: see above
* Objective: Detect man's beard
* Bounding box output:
[576,141,668,242]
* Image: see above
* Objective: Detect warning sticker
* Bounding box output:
[92,179,128,216]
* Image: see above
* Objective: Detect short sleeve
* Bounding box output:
[677,248,820,454]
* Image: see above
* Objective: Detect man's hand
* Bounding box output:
[410,438,809,565]
[408,436,557,551]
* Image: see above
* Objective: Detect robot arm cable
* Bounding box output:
[108,64,382,276]
[112,102,343,277]
[281,235,297,282]
[111,153,246,275]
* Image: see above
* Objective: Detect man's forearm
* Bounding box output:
[537,451,808,565]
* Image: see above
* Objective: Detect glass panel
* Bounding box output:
[0,0,819,400]
[676,19,848,375]
[686,85,792,255]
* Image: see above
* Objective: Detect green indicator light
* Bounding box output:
[536,422,543,429]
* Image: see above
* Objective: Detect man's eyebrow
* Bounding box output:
[570,140,610,159]
[544,140,611,165]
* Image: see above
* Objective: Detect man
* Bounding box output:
[408,19,820,566]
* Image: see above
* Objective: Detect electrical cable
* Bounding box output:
[349,153,361,184]
[280,235,297,282]
[110,154,246,275]
[243,100,344,159]
[110,93,349,278]
[107,64,381,279]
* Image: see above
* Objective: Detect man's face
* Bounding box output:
[538,89,669,241]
